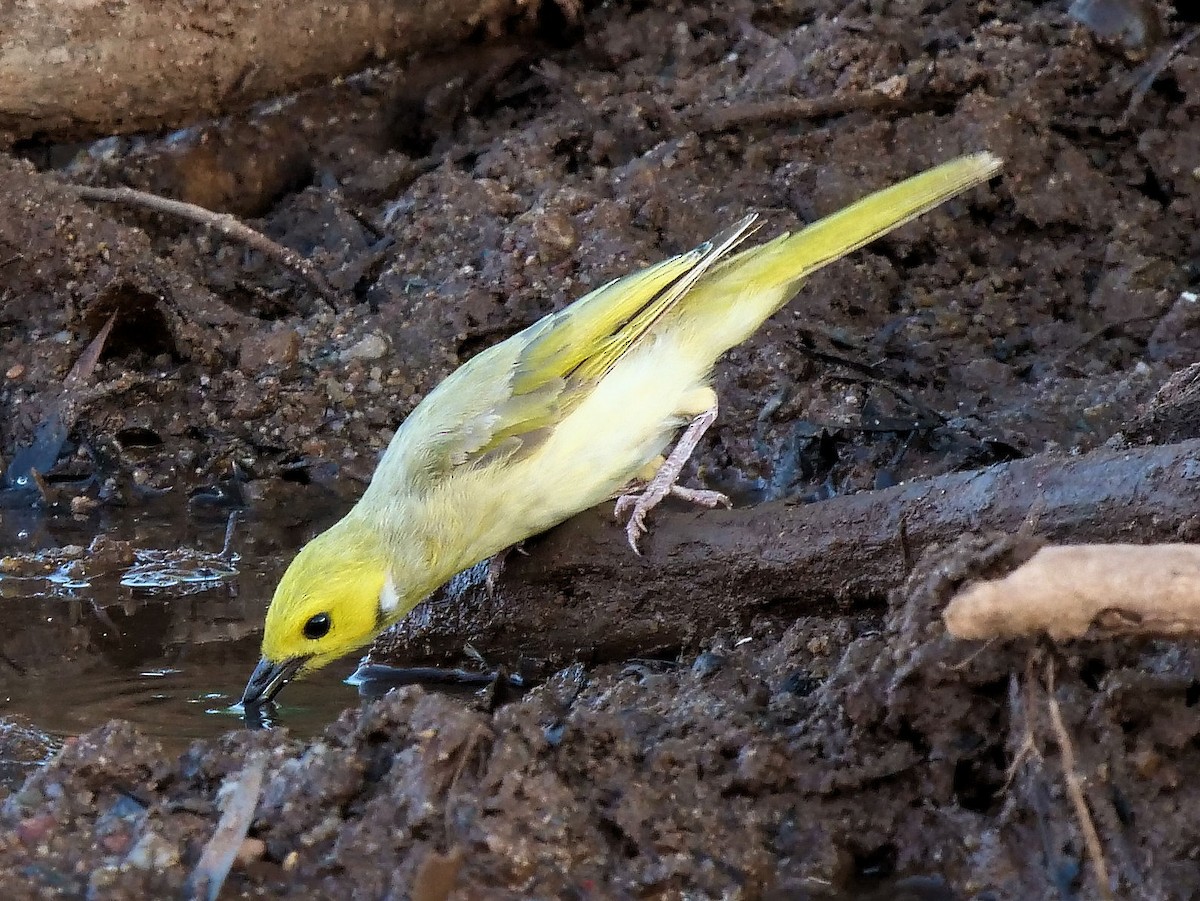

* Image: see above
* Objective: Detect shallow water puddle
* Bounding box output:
[0,506,360,753]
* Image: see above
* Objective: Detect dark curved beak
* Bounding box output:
[240,656,306,708]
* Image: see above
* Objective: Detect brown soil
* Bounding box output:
[0,0,1198,896]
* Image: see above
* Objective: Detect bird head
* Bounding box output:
[240,516,406,707]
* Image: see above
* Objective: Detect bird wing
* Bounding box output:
[371,216,759,498]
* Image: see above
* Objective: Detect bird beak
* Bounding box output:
[240,655,307,708]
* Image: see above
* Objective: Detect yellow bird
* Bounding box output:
[240,152,1003,706]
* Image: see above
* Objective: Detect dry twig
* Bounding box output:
[66,184,341,307]
[2,311,116,494]
[1001,653,1043,790]
[189,752,268,901]
[1044,661,1113,901]
[1120,25,1200,126]
[690,90,904,133]
[943,544,1200,640]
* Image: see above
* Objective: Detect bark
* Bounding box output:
[0,0,540,143]
[372,437,1200,665]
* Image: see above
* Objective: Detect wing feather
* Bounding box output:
[369,220,758,499]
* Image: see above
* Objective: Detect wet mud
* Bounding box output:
[0,0,1198,896]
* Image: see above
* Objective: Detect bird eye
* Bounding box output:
[303,613,331,640]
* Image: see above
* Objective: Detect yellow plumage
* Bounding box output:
[241,151,1003,705]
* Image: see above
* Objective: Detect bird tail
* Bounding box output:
[678,151,1003,352]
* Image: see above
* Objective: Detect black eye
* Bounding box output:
[303,613,331,640]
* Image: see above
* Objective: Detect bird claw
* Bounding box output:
[616,484,730,554]
[615,402,725,555]
[623,504,649,555]
[669,485,731,509]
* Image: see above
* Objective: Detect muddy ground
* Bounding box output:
[0,0,1199,896]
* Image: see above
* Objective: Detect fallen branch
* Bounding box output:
[369,437,1200,666]
[0,0,553,143]
[66,184,341,308]
[943,544,1200,640]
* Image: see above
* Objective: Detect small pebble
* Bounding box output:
[239,328,301,371]
[341,334,389,362]
[5,363,24,379]
[691,652,726,678]
[87,866,121,893]
[70,495,100,514]
[779,670,821,697]
[872,73,908,98]
[100,829,133,856]
[236,837,267,865]
[125,831,180,870]
[16,814,55,846]
[326,379,347,403]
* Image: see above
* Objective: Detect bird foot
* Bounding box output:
[484,543,528,596]
[615,483,730,553]
[669,485,731,509]
[614,401,726,554]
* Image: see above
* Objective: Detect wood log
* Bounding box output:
[0,0,544,143]
[370,437,1200,666]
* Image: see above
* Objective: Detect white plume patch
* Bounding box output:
[379,572,401,615]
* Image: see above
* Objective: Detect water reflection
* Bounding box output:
[0,502,359,750]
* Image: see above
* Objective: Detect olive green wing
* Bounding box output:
[369,216,759,499]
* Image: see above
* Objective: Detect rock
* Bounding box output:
[236,837,266,865]
[125,831,180,870]
[691,652,726,678]
[16,814,55,846]
[238,327,301,372]
[340,333,388,363]
[70,495,100,514]
[99,828,133,856]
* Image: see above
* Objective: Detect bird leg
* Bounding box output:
[484,542,528,596]
[615,400,729,553]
